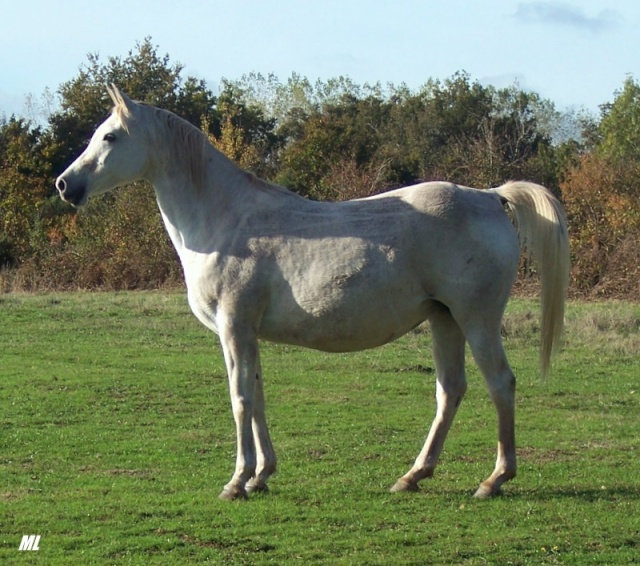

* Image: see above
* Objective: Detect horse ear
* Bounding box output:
[106,84,136,114]
[106,84,118,105]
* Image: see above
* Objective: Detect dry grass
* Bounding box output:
[567,304,640,357]
[501,299,640,358]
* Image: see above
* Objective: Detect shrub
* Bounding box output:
[561,153,640,297]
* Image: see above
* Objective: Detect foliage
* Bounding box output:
[0,293,639,564]
[562,154,640,297]
[44,38,218,183]
[597,76,640,163]
[42,185,182,290]
[206,81,280,177]
[561,77,640,297]
[272,72,561,200]
[275,92,391,199]
[0,118,55,265]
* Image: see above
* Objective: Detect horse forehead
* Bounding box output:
[91,114,115,135]
[91,112,129,141]
[110,110,129,129]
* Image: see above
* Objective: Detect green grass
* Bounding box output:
[0,292,639,564]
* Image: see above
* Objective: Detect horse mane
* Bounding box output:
[112,95,305,200]
[145,106,305,200]
[110,94,212,190]
[148,106,212,190]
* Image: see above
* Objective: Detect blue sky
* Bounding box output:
[1,0,639,119]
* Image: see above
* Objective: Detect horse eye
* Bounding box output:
[103,133,116,143]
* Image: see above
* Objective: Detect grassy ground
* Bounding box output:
[0,292,639,564]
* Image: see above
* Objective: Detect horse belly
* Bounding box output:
[259,282,434,352]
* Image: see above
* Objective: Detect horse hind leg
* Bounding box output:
[464,321,517,498]
[391,306,467,493]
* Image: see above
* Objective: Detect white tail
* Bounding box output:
[492,181,570,377]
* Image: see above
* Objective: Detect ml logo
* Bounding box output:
[19,535,41,551]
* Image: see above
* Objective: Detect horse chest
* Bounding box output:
[186,289,220,334]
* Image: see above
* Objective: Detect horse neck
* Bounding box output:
[147,140,251,256]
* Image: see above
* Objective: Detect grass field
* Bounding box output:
[1,292,639,564]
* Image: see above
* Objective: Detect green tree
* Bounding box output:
[473,86,557,188]
[0,40,586,290]
[561,76,640,296]
[209,81,280,178]
[0,117,54,265]
[46,37,218,173]
[597,76,640,163]
[276,92,391,199]
[381,73,496,184]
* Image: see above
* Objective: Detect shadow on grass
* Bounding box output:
[504,485,640,502]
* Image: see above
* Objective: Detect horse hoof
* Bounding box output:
[473,484,502,499]
[246,479,269,494]
[218,486,248,501]
[390,479,419,493]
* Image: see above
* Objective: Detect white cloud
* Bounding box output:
[515,1,620,33]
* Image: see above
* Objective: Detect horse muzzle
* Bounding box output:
[56,176,88,207]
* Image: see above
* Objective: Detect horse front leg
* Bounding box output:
[218,321,260,500]
[246,354,277,494]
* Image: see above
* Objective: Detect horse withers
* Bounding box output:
[56,86,570,500]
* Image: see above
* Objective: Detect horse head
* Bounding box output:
[56,85,149,206]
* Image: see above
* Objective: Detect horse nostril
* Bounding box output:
[55,176,87,207]
[56,177,67,194]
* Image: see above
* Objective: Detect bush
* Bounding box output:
[3,184,183,291]
[561,153,640,298]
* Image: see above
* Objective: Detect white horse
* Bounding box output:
[56,85,570,500]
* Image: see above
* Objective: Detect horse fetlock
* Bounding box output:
[259,461,277,477]
[246,478,270,494]
[474,468,516,499]
[218,484,248,501]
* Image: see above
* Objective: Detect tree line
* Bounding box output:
[1,39,638,297]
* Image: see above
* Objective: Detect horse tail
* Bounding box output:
[490,181,570,378]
